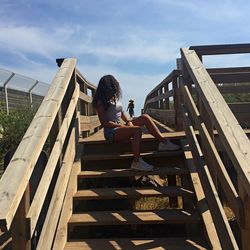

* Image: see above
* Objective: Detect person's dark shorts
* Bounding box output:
[104,127,118,143]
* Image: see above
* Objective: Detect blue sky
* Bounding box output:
[1,0,250,115]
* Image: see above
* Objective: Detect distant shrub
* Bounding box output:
[0,104,36,175]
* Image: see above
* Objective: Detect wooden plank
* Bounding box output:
[52,161,81,250]
[64,237,208,250]
[218,85,250,93]
[80,115,101,131]
[207,67,250,74]
[74,186,194,200]
[145,70,181,99]
[145,90,174,106]
[82,150,182,161]
[181,48,250,198]
[0,58,77,231]
[11,187,30,250]
[36,127,76,250]
[189,43,250,55]
[68,209,201,226]
[78,166,189,179]
[211,73,250,84]
[26,85,79,237]
[181,141,221,249]
[238,182,250,250]
[182,110,238,249]
[151,117,174,132]
[0,229,11,249]
[79,91,92,103]
[146,109,175,122]
[80,130,186,143]
[228,102,250,113]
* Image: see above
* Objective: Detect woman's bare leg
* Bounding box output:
[132,114,165,142]
[114,126,142,161]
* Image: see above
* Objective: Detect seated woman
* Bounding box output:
[92,75,180,172]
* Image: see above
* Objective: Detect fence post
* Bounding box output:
[238,183,250,250]
[11,187,31,250]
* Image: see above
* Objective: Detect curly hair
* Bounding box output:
[92,75,122,110]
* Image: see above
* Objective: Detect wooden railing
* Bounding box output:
[144,44,250,250]
[0,58,99,249]
[143,69,182,129]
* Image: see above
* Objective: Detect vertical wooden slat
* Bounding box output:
[11,187,30,250]
[238,183,250,250]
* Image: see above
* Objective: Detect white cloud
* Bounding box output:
[0,24,183,65]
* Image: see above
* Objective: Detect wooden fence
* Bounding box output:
[0,58,100,249]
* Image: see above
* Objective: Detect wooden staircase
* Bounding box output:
[54,131,220,250]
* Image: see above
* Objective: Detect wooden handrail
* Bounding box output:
[181,48,250,198]
[26,85,79,237]
[0,58,76,230]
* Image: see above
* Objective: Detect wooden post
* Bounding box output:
[11,187,31,250]
[174,68,184,131]
[164,83,170,109]
[238,183,250,250]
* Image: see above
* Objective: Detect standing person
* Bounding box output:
[92,75,180,172]
[127,99,134,118]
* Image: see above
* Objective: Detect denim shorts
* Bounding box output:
[104,127,117,143]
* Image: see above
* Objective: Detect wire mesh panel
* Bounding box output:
[0,68,50,112]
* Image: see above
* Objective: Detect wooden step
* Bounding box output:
[74,186,194,200]
[78,167,189,179]
[68,209,200,226]
[82,150,183,161]
[64,237,209,250]
[80,130,186,144]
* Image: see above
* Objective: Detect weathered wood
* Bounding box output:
[207,66,250,74]
[210,73,250,84]
[11,187,30,250]
[181,141,221,249]
[78,167,189,179]
[74,186,194,200]
[82,150,182,161]
[181,48,250,198]
[36,127,76,250]
[238,181,250,250]
[79,91,92,103]
[26,85,79,237]
[80,129,186,143]
[183,110,238,249]
[0,58,77,230]
[64,237,209,250]
[80,115,101,132]
[181,84,244,225]
[52,161,81,250]
[68,209,201,226]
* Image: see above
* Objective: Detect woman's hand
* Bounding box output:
[126,121,133,127]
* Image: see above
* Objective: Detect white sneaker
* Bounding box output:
[158,140,180,151]
[131,158,154,171]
